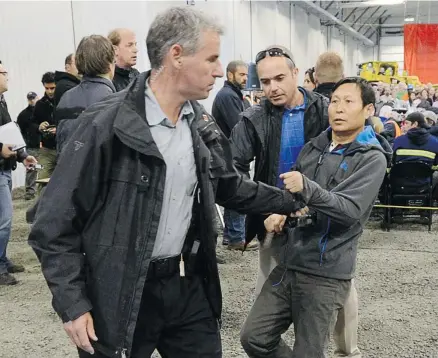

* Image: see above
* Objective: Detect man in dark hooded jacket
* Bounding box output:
[54,54,80,105]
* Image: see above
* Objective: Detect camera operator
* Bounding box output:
[240,77,391,358]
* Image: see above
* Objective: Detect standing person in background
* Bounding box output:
[31,71,56,180]
[0,60,37,286]
[108,28,139,91]
[212,60,257,250]
[55,35,116,155]
[313,51,344,99]
[54,54,80,105]
[17,91,40,200]
[303,67,316,92]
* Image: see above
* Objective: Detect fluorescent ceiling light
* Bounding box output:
[404,17,415,22]
[340,0,405,8]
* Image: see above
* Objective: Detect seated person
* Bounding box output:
[392,112,438,191]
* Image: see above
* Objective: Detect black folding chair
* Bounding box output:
[384,161,434,232]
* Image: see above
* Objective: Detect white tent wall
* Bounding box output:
[0,0,375,189]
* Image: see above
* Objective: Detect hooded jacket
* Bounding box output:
[54,71,81,105]
[230,89,329,244]
[17,105,40,148]
[28,71,302,358]
[281,126,391,280]
[212,81,250,138]
[55,76,116,154]
[113,66,140,92]
[31,95,56,149]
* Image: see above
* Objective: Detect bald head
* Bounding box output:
[108,28,138,68]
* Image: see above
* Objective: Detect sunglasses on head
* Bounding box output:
[255,48,295,66]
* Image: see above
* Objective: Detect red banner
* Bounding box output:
[404,24,438,84]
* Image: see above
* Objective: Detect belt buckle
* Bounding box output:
[154,258,170,278]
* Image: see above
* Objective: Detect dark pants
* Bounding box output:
[240,266,351,358]
[223,208,245,244]
[25,148,39,197]
[79,273,221,358]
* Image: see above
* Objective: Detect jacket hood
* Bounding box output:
[312,125,392,165]
[55,71,80,84]
[314,82,336,99]
[429,126,438,137]
[407,127,430,146]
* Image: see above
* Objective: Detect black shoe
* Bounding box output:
[7,264,25,273]
[0,273,18,286]
[25,193,35,201]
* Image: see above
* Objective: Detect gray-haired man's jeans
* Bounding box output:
[241,266,351,358]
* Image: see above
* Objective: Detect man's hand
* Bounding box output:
[280,171,304,193]
[39,121,49,132]
[63,312,98,354]
[292,206,309,217]
[23,156,37,169]
[264,214,287,233]
[1,144,16,159]
[47,127,56,134]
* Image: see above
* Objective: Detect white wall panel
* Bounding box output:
[0,1,74,122]
[380,36,404,72]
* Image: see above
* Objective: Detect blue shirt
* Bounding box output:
[276,89,306,188]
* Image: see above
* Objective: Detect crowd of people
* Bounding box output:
[0,5,436,358]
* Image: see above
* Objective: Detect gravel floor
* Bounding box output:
[2,194,438,358]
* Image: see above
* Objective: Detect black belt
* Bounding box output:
[147,253,191,280]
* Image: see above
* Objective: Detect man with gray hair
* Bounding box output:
[29,7,304,358]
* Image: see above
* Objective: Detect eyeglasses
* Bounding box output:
[255,48,295,67]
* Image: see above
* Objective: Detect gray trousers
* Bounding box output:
[255,236,361,358]
[241,266,351,358]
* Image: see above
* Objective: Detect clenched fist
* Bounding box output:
[280,171,304,193]
[264,214,287,233]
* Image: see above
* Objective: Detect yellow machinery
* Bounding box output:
[357,61,422,86]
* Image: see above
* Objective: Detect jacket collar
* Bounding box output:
[115,65,135,78]
[113,71,207,160]
[81,76,116,93]
[262,86,316,116]
[224,81,244,99]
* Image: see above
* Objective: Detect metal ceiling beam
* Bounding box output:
[350,7,371,26]
[343,7,359,22]
[324,1,334,11]
[366,14,392,38]
[357,7,385,32]
[294,0,375,46]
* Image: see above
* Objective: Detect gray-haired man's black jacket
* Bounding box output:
[230,89,329,244]
[28,72,301,358]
